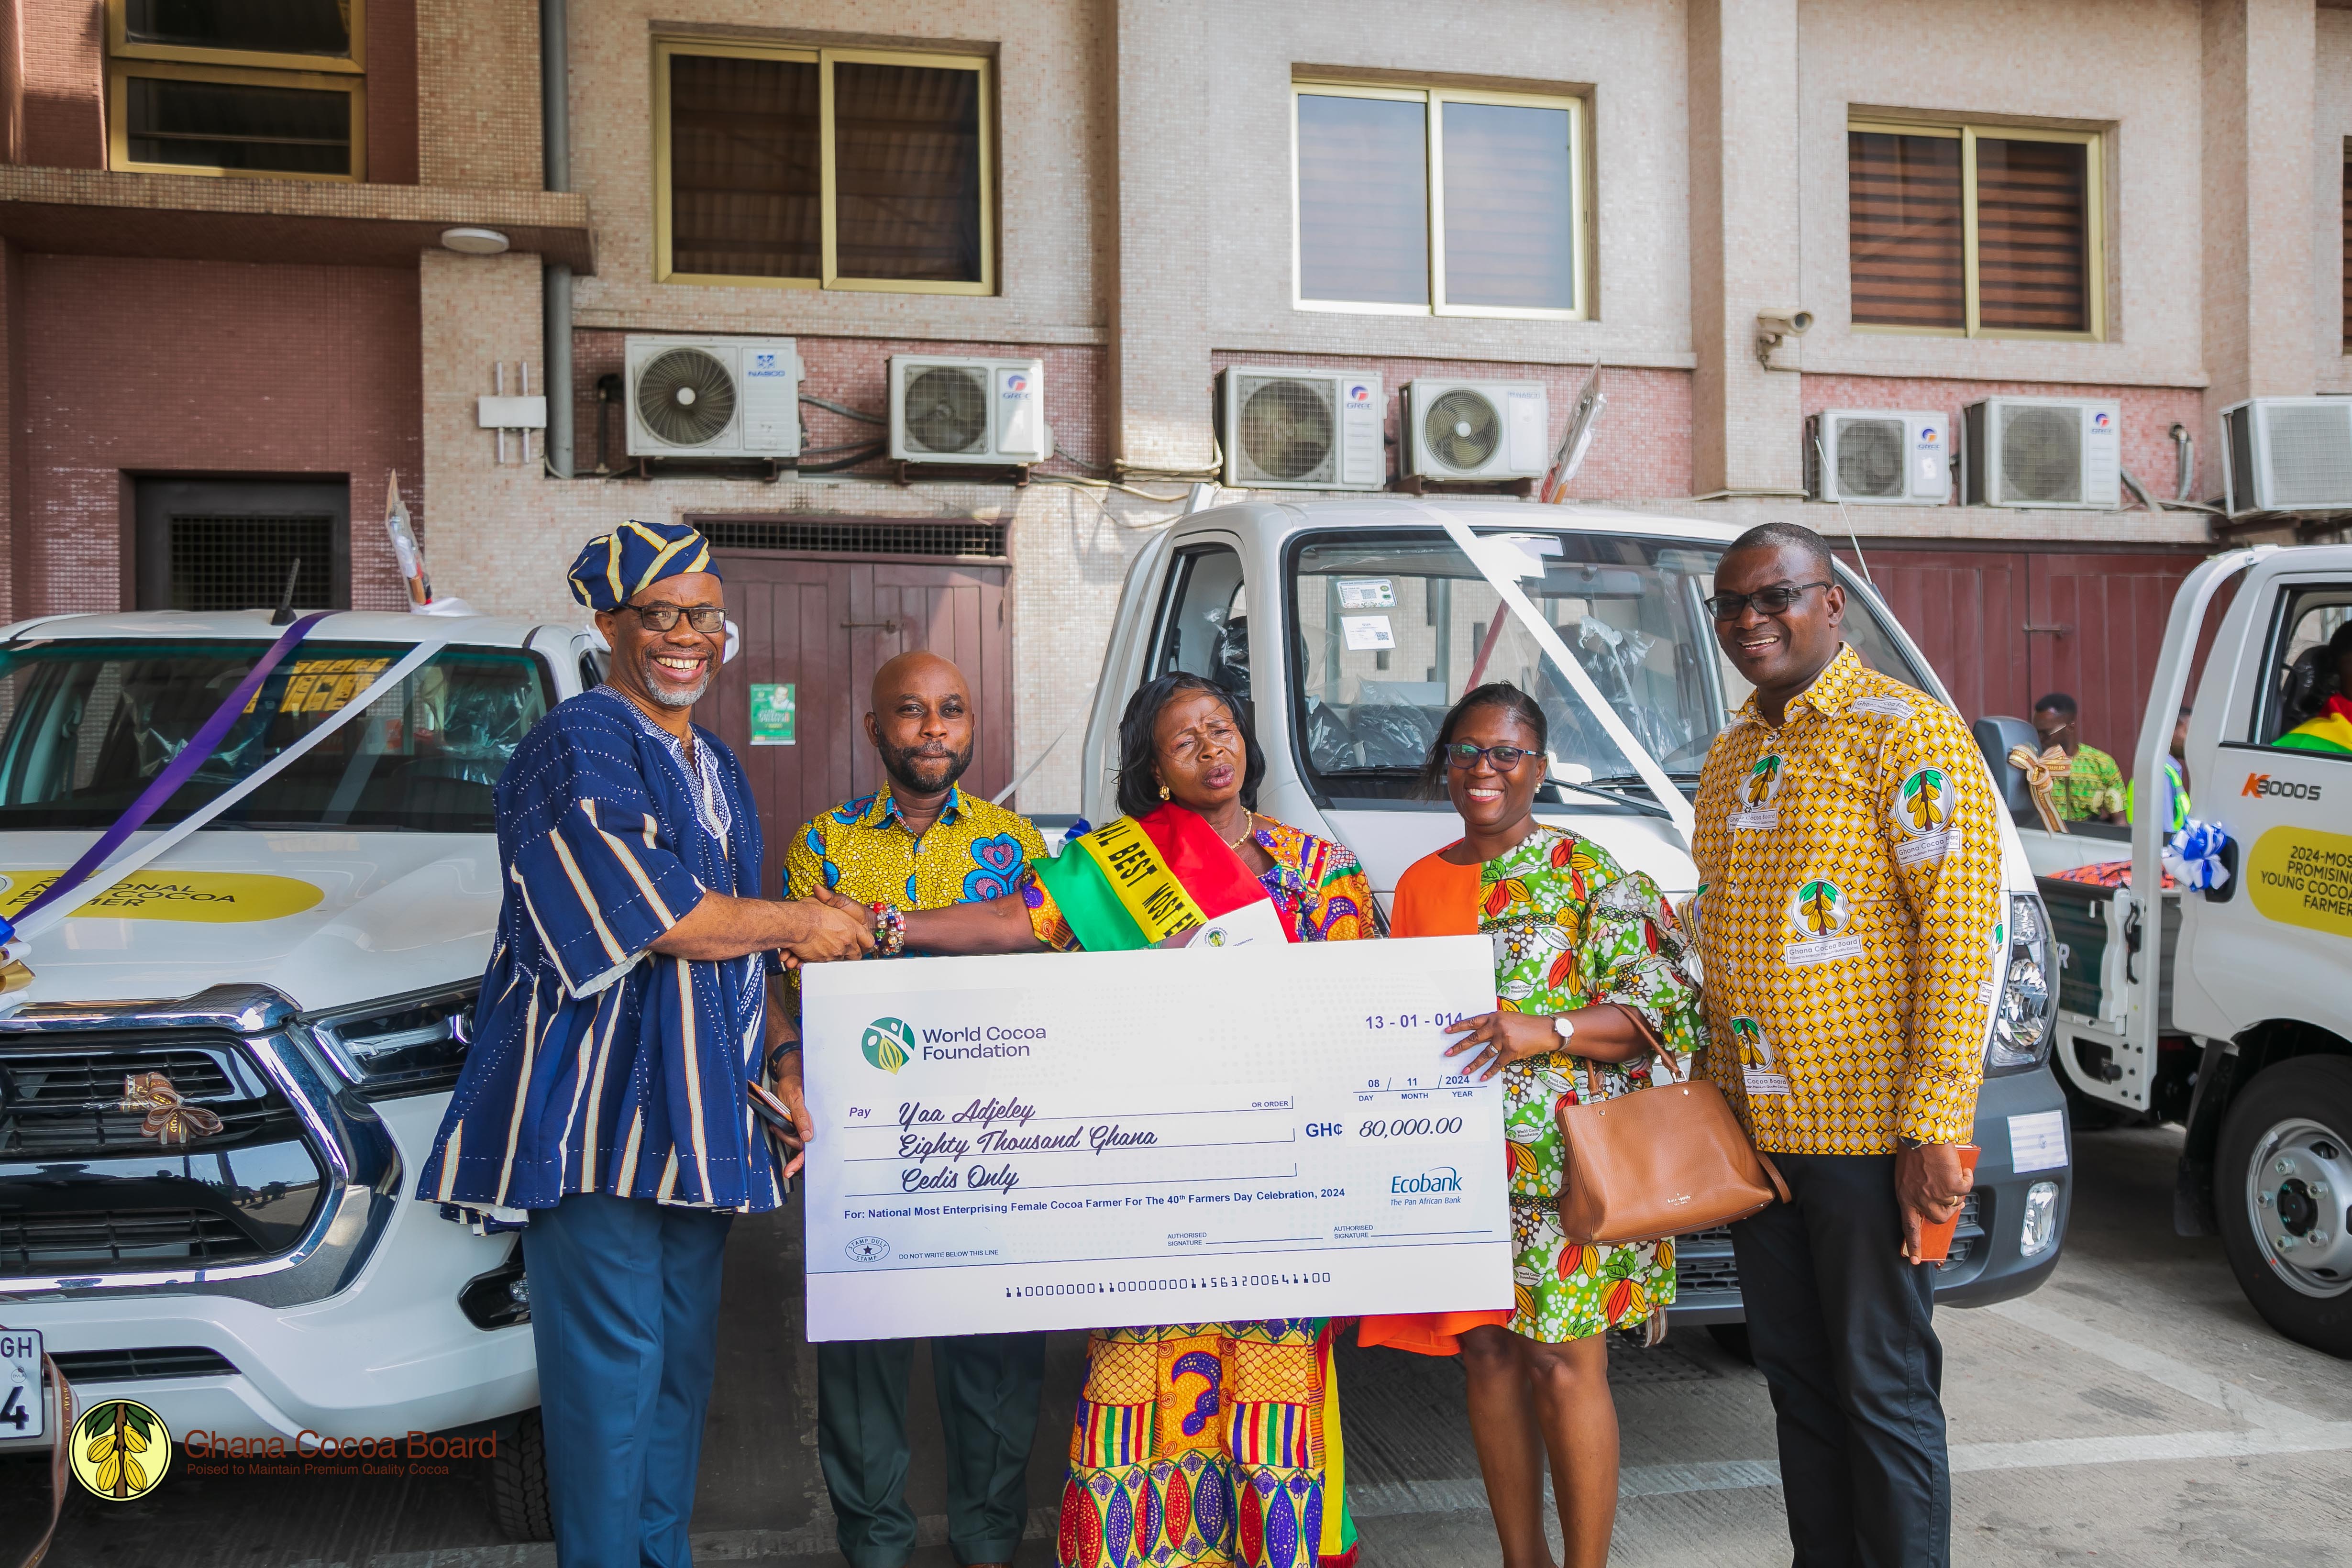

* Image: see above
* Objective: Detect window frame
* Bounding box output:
[107,0,365,74]
[651,37,997,297]
[107,58,366,183]
[1847,116,2105,342]
[1290,78,1590,321]
[2250,583,2352,750]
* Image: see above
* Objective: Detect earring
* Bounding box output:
[1158,783,1170,800]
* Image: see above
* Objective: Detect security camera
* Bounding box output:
[1755,309,1814,368]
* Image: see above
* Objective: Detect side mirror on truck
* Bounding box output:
[1973,715,2043,827]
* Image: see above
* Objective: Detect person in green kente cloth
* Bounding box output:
[2276,622,2352,755]
[2032,692,2125,823]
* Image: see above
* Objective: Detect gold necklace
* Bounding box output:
[1223,811,1258,850]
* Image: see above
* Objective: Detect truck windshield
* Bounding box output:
[1287,530,1930,803]
[0,640,552,832]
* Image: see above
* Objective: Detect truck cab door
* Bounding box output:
[2180,566,2352,1048]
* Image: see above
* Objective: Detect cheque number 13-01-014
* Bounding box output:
[1364,1013,1461,1030]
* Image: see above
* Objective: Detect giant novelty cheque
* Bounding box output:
[800,936,1511,1340]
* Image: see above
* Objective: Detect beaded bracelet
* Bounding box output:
[870,901,906,958]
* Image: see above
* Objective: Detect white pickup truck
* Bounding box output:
[1072,496,2073,1346]
[1984,542,2352,1357]
[0,609,603,1534]
[0,498,2075,1532]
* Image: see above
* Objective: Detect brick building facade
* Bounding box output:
[5,0,2351,808]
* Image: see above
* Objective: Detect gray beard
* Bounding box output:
[638,652,711,708]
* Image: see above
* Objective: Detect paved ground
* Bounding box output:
[12,1123,2352,1568]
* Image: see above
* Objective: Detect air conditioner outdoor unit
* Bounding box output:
[625,335,801,459]
[1218,366,1385,490]
[1805,410,1951,505]
[2221,397,2352,518]
[1404,379,1550,482]
[888,356,1049,466]
[1961,397,2121,510]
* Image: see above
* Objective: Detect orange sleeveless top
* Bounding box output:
[1355,847,1516,1356]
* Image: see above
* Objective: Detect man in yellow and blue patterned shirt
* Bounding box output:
[776,651,1047,1568]
[1690,523,2003,1568]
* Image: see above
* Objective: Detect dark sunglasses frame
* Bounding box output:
[1702,580,1834,620]
[1444,741,1538,772]
[620,602,727,633]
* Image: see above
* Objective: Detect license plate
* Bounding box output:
[0,1330,42,1440]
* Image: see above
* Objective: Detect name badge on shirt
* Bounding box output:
[1743,1070,1792,1097]
[1728,807,1780,832]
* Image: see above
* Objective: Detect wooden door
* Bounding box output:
[705,551,1011,886]
[1835,547,2031,729]
[2024,552,2208,762]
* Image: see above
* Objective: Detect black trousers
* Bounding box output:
[817,1333,1046,1568]
[1729,1152,1950,1568]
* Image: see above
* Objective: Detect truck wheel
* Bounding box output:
[487,1409,555,1541]
[2216,1056,2352,1358]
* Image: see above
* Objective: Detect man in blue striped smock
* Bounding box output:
[419,519,870,1568]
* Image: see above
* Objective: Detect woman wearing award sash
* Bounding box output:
[1356,683,1707,1568]
[894,671,1375,1568]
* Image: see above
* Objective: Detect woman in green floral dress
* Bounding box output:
[1356,683,1709,1568]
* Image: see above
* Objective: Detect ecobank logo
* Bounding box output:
[861,1017,917,1074]
[1391,1167,1463,1194]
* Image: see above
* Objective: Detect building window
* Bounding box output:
[1292,81,1587,319]
[1847,119,2103,339]
[106,0,364,180]
[654,41,994,295]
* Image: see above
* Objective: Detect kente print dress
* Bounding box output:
[1019,817,1373,1568]
[1364,824,1706,1348]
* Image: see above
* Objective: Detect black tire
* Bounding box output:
[1705,1321,1755,1364]
[2215,1056,2352,1359]
[487,1409,554,1541]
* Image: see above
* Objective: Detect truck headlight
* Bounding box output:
[310,985,478,1099]
[1987,893,2055,1075]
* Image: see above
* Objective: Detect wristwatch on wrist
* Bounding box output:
[1551,1013,1577,1046]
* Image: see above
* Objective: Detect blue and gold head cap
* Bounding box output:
[567,519,719,612]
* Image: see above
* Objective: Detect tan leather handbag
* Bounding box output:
[1553,1019,1789,1246]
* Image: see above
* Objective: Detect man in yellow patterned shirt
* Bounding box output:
[773,651,1049,1568]
[1690,523,2002,1568]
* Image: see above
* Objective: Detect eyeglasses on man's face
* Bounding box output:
[1701,581,1834,620]
[1445,742,1536,772]
[621,602,726,634]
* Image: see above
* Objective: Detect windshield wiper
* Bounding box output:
[1553,777,1677,818]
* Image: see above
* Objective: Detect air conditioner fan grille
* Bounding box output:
[1424,389,1502,472]
[2264,404,2352,508]
[1998,406,2084,504]
[1832,418,1906,498]
[636,348,737,447]
[1236,377,1337,483]
[903,366,989,454]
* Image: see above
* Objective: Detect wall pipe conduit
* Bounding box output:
[541,0,574,479]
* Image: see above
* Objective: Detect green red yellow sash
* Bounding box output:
[1027,805,1283,950]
